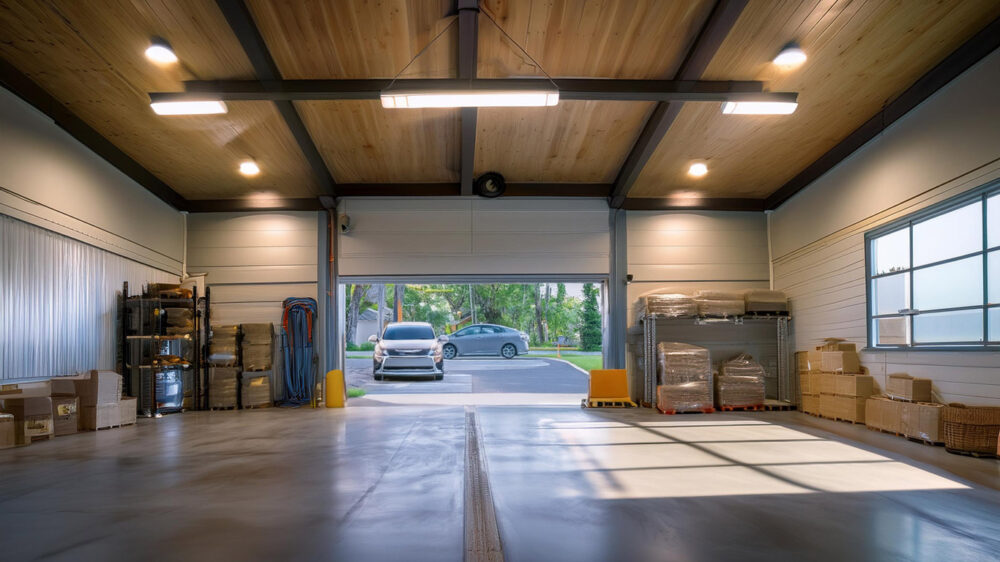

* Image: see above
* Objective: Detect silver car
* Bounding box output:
[441,324,530,359]
[370,322,447,381]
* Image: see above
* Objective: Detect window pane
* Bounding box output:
[990,250,999,304]
[873,273,909,315]
[912,201,982,266]
[875,317,909,346]
[990,308,1000,342]
[914,256,983,310]
[913,309,983,344]
[871,229,909,275]
[989,194,999,248]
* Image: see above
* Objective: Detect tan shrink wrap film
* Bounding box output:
[655,343,713,413]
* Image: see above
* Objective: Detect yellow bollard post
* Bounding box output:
[325,369,346,408]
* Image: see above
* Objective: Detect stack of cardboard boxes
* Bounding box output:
[208,324,239,409]
[797,339,874,423]
[865,374,943,444]
[0,371,136,447]
[240,323,273,408]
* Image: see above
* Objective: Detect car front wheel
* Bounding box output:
[442,344,457,360]
[501,343,517,359]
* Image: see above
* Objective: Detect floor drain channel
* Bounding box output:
[464,406,504,562]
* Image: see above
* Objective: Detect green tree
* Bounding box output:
[579,283,602,351]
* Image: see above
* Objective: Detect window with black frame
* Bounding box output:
[866,183,999,349]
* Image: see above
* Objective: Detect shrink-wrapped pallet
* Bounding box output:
[241,372,272,408]
[744,290,788,313]
[635,293,697,318]
[694,290,746,317]
[716,354,766,408]
[241,323,273,345]
[208,324,239,367]
[209,368,239,409]
[656,343,712,412]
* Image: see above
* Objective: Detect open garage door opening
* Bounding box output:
[338,281,605,406]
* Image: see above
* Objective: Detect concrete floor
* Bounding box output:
[1,406,998,561]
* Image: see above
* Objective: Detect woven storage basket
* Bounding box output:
[942,403,1000,456]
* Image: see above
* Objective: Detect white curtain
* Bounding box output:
[0,214,177,380]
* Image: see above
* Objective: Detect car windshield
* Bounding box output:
[382,325,435,340]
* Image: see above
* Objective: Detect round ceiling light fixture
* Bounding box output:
[474,172,506,198]
[687,162,708,178]
[773,42,806,68]
[145,37,178,64]
[239,159,260,177]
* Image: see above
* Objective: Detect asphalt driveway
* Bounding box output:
[346,357,589,395]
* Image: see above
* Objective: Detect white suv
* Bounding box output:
[370,322,447,381]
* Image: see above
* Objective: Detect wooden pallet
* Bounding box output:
[581,398,636,409]
[242,403,272,410]
[762,400,796,411]
[719,404,765,412]
[209,406,237,411]
[657,407,716,415]
[867,426,904,438]
[28,434,54,442]
[825,415,864,425]
[906,436,944,447]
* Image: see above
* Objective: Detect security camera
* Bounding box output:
[339,214,351,234]
[626,274,634,284]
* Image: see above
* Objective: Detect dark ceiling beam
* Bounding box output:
[622,197,764,212]
[335,182,612,197]
[458,0,478,197]
[215,0,336,196]
[0,58,188,210]
[153,78,778,103]
[765,15,1000,210]
[609,0,749,209]
[187,197,325,212]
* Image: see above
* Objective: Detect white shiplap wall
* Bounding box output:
[771,48,1000,406]
[337,198,610,277]
[0,86,183,274]
[186,212,320,326]
[626,211,770,323]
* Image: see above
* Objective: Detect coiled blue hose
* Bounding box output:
[280,297,317,406]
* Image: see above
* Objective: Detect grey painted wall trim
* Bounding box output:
[607,208,628,369]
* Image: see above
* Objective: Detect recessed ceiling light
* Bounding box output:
[773,42,806,68]
[721,101,798,115]
[239,160,260,177]
[145,37,178,64]
[150,100,228,115]
[688,163,708,177]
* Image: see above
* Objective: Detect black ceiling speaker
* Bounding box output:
[474,172,506,198]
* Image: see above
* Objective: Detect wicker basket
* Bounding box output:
[942,403,1000,456]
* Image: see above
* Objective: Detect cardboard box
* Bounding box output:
[241,344,272,371]
[209,367,239,409]
[0,380,52,399]
[818,373,837,395]
[50,375,85,397]
[801,393,820,415]
[119,398,137,426]
[2,397,54,444]
[834,374,875,397]
[865,397,903,434]
[901,402,944,443]
[817,338,857,352]
[821,351,861,373]
[0,413,15,449]
[796,351,824,373]
[81,403,120,430]
[241,323,273,345]
[820,394,866,422]
[51,396,80,436]
[886,374,932,402]
[74,370,122,407]
[241,372,272,408]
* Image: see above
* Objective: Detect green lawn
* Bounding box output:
[533,354,602,373]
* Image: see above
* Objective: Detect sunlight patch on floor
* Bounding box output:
[360,393,584,406]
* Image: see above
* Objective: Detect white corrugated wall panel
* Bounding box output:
[0,214,177,380]
[337,198,610,277]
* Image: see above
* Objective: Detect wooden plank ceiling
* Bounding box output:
[0,0,320,200]
[0,0,997,203]
[629,0,1000,199]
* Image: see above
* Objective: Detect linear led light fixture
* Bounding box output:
[721,93,799,115]
[381,85,559,108]
[150,99,228,115]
